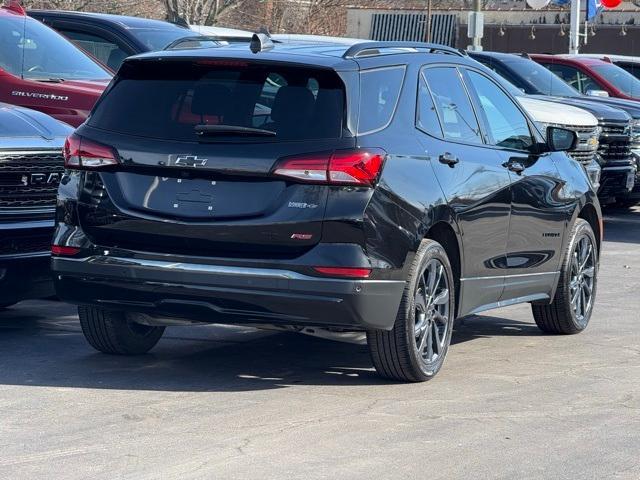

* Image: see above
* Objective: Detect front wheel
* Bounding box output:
[367,239,455,382]
[78,306,165,355]
[532,219,598,334]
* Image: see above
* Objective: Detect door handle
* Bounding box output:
[439,152,459,167]
[505,160,525,174]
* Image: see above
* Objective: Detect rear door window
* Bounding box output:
[357,66,405,135]
[88,61,346,142]
[422,67,482,144]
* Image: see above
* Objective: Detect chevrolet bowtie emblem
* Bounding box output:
[171,155,208,168]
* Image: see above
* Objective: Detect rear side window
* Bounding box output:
[416,73,443,138]
[358,66,405,135]
[89,61,346,142]
[423,67,482,144]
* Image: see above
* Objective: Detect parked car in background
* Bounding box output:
[0,3,110,127]
[578,54,640,81]
[28,10,206,71]
[0,103,72,309]
[470,51,639,206]
[531,54,640,102]
[52,39,601,382]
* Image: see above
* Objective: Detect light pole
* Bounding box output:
[468,0,484,51]
[426,0,432,42]
[569,0,581,53]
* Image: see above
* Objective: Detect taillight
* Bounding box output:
[51,245,81,256]
[313,267,372,278]
[64,134,119,169]
[273,148,386,187]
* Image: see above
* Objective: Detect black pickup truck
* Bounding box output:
[0,103,71,308]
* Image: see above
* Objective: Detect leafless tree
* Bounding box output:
[162,0,243,25]
[24,0,164,17]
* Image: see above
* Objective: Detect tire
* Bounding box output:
[78,306,165,355]
[532,219,598,334]
[367,239,455,382]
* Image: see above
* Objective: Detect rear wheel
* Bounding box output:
[367,239,455,382]
[78,306,165,355]
[532,219,598,334]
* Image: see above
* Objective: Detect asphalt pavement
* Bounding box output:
[0,207,638,479]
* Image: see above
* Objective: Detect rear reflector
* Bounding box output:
[51,245,81,256]
[64,134,119,169]
[313,267,372,278]
[274,148,386,187]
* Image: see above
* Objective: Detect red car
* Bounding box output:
[0,2,110,127]
[531,54,640,102]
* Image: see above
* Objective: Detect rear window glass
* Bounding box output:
[89,61,346,142]
[358,66,405,135]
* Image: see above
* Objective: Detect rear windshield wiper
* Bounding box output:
[195,124,276,137]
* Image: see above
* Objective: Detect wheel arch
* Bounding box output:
[577,202,602,254]
[425,217,463,318]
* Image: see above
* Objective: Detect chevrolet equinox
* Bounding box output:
[52,38,602,382]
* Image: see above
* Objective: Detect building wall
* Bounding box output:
[347,6,640,54]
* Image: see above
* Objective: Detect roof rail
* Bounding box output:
[342,42,465,59]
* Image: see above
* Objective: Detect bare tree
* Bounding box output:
[162,0,243,25]
[24,0,164,17]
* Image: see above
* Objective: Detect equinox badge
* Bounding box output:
[170,155,208,168]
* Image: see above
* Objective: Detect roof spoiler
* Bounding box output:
[2,0,26,15]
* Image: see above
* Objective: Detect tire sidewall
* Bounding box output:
[403,241,455,380]
[560,219,599,331]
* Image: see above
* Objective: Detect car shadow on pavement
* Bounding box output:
[0,303,543,392]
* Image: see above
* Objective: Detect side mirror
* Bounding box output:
[586,89,610,98]
[547,126,577,152]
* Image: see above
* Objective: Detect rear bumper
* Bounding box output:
[52,255,405,330]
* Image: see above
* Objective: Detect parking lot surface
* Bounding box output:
[0,208,639,480]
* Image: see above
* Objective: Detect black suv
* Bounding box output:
[0,103,71,308]
[52,39,602,382]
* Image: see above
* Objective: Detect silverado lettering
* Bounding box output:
[12,91,69,102]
